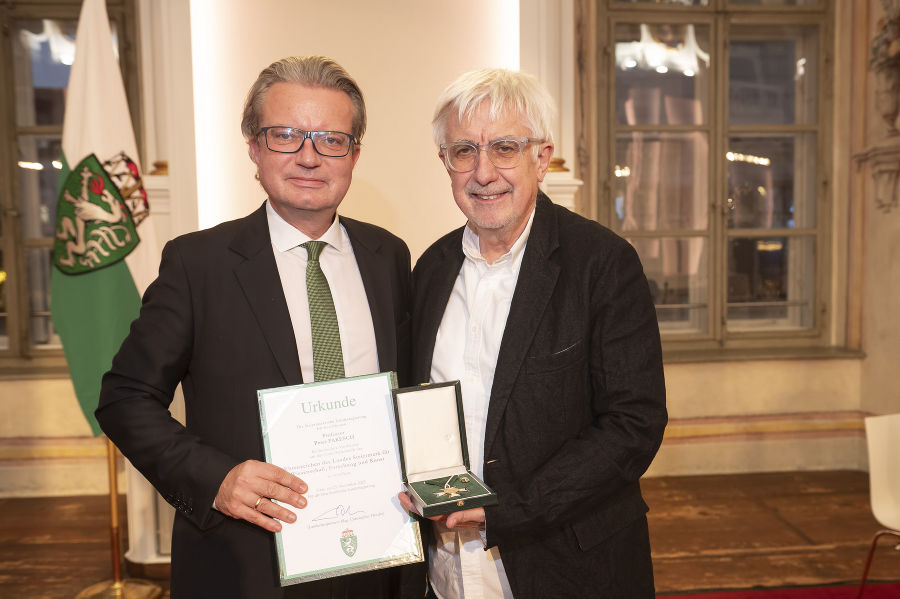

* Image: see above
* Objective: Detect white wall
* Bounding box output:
[189,0,521,260]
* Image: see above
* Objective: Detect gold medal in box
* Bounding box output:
[391,381,498,517]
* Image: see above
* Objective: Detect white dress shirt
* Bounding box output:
[428,209,536,599]
[266,201,379,381]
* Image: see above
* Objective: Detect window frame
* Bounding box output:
[0,0,141,374]
[577,0,840,359]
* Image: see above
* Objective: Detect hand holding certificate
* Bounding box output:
[214,459,308,532]
[258,372,423,586]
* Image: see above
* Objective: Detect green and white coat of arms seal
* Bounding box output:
[340,529,358,557]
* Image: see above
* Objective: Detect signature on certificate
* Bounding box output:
[312,504,366,522]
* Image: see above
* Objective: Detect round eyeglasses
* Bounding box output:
[439,137,544,173]
[260,126,356,157]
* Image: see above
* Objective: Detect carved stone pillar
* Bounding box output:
[857,3,900,214]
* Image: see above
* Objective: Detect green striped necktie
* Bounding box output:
[302,241,345,381]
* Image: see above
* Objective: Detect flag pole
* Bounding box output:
[74,439,163,599]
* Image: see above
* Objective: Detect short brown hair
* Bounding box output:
[241,56,366,142]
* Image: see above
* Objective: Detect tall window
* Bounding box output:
[0,0,139,371]
[582,0,832,354]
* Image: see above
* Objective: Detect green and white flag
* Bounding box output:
[51,0,159,435]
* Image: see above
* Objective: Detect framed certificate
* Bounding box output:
[258,372,423,586]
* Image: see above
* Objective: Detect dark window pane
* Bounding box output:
[616,132,710,232]
[614,0,709,5]
[12,19,78,127]
[727,134,817,229]
[727,236,815,331]
[0,250,7,350]
[18,135,63,239]
[729,25,819,125]
[26,248,59,349]
[729,0,821,6]
[629,236,709,335]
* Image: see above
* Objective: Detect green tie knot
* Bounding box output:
[303,240,325,262]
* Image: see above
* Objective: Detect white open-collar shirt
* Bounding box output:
[266,201,379,382]
[428,208,536,599]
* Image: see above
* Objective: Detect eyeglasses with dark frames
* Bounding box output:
[259,126,357,157]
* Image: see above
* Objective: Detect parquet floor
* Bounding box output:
[645,471,899,593]
[0,470,897,597]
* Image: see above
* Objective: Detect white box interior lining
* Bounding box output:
[397,385,465,478]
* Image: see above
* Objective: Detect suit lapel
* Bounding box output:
[484,195,560,458]
[412,231,464,383]
[342,217,396,372]
[230,204,303,386]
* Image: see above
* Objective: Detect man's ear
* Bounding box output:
[249,138,261,165]
[536,142,555,182]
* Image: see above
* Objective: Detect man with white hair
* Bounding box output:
[400,68,667,598]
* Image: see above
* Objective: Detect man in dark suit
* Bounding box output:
[97,56,411,598]
[399,68,667,598]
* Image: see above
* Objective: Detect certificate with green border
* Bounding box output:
[258,372,423,586]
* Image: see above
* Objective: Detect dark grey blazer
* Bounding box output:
[97,203,412,598]
[411,193,667,598]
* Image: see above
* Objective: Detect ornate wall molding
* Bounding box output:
[856,1,900,214]
[855,136,900,213]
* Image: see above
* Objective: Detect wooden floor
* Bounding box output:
[1,470,897,597]
[645,471,899,593]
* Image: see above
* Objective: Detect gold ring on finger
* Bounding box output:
[254,497,264,510]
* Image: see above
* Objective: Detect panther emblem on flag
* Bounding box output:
[53,152,147,274]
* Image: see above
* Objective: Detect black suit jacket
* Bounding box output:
[97,203,412,598]
[411,193,667,598]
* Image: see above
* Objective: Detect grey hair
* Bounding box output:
[241,56,366,143]
[432,68,555,148]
